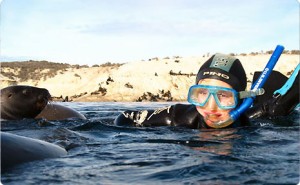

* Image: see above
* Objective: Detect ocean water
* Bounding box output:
[1,102,299,185]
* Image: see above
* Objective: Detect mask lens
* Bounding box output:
[215,90,235,107]
[196,88,209,104]
[189,87,209,106]
[188,85,237,109]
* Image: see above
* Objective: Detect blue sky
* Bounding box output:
[1,0,299,65]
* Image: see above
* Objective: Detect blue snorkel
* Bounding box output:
[210,45,285,128]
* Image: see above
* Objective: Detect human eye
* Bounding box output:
[217,91,232,99]
[198,89,208,95]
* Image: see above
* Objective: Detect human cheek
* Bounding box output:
[220,110,231,119]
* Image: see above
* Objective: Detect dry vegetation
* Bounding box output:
[0,60,123,82]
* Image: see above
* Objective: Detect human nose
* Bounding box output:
[206,95,218,110]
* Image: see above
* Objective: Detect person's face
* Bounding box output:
[195,79,234,128]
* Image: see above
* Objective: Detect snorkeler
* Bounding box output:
[114,53,299,129]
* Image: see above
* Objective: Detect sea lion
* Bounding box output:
[1,85,51,120]
[1,132,67,170]
[35,103,86,120]
[1,85,86,120]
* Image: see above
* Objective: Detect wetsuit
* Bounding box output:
[114,103,251,129]
[245,71,299,119]
[114,71,299,129]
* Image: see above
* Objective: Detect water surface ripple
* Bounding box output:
[1,102,299,184]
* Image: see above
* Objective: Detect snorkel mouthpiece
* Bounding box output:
[209,45,284,128]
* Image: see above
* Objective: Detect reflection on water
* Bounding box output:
[192,129,241,155]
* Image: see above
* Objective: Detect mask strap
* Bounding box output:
[238,88,265,99]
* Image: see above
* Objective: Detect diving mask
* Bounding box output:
[187,85,265,109]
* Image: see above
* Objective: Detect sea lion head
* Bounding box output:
[1,85,51,120]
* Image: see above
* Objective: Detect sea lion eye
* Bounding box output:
[8,94,12,98]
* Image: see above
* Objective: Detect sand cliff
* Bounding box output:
[1,54,298,102]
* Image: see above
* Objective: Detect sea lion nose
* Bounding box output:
[38,89,51,101]
[43,88,51,97]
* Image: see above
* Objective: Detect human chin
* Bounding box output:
[196,107,232,127]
